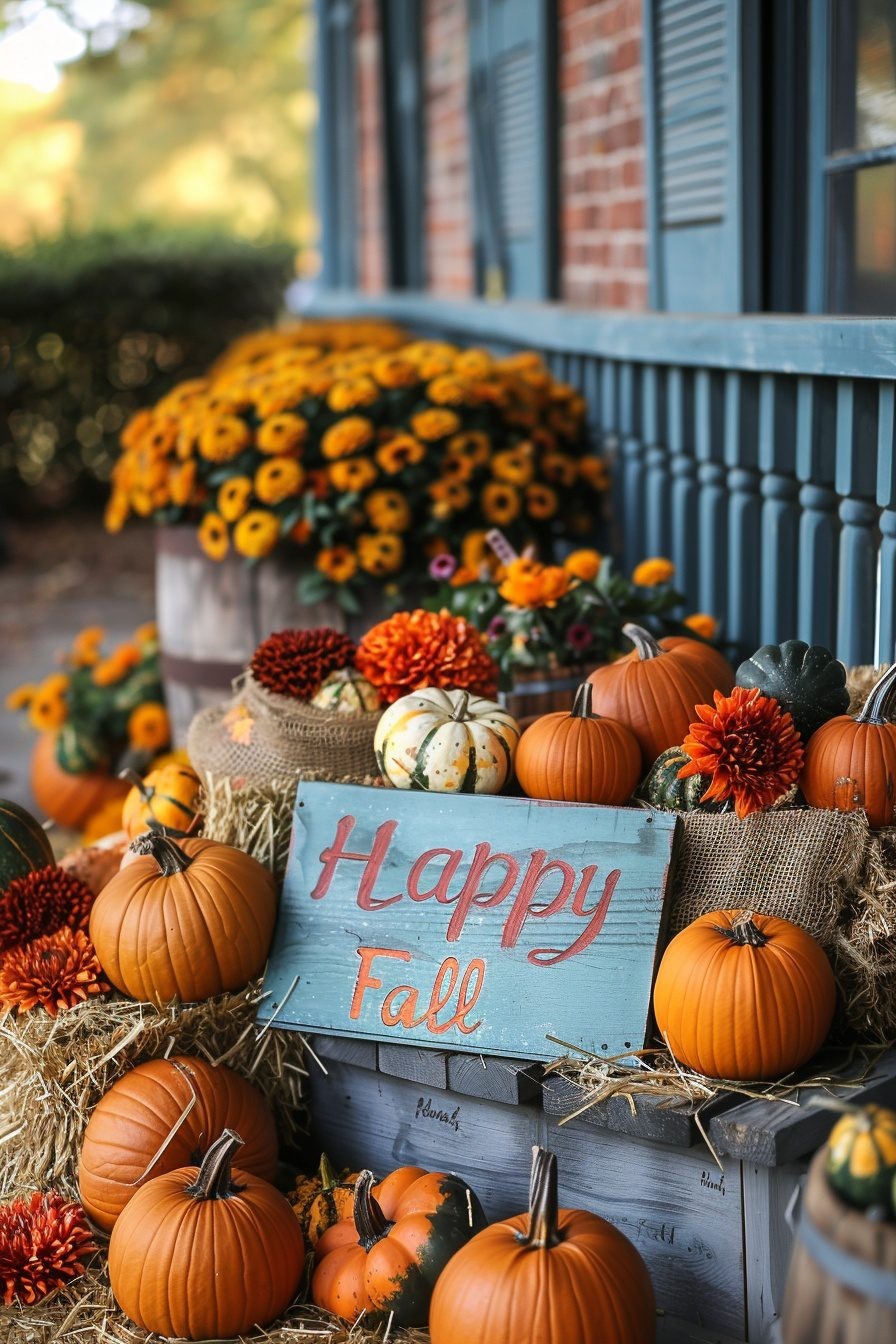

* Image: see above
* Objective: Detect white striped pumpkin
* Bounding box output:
[312,668,381,715]
[375,687,520,793]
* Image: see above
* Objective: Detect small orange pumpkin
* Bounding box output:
[514,683,641,804]
[291,1153,362,1249]
[121,763,202,839]
[653,909,836,1080]
[801,663,896,829]
[31,733,129,831]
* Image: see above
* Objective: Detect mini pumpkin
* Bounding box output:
[637,747,727,812]
[801,662,896,829]
[825,1104,896,1209]
[736,640,849,742]
[653,909,836,1080]
[108,1129,304,1339]
[312,668,381,715]
[312,1166,486,1325]
[588,624,733,768]
[31,732,129,831]
[375,687,520,793]
[515,683,641,804]
[79,1054,278,1231]
[121,763,202,838]
[89,834,277,1006]
[429,1146,656,1344]
[290,1153,362,1249]
[0,798,54,891]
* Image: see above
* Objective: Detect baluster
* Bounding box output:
[601,361,622,560]
[617,363,645,572]
[758,374,799,644]
[795,377,839,648]
[581,357,609,549]
[725,372,761,655]
[875,383,896,663]
[835,379,879,665]
[667,368,698,599]
[694,370,726,622]
[642,366,671,560]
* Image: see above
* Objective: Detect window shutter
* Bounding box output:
[380,0,424,288]
[646,0,759,311]
[318,0,357,288]
[468,0,557,300]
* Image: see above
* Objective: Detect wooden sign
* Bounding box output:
[258,782,680,1062]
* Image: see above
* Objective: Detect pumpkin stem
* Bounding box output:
[713,911,770,948]
[524,1146,562,1250]
[353,1170,392,1251]
[138,832,194,876]
[186,1128,244,1201]
[451,691,471,722]
[318,1151,340,1192]
[571,683,596,719]
[119,768,151,799]
[856,662,896,726]
[622,623,664,662]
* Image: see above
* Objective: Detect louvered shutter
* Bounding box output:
[318,0,357,288]
[380,0,424,288]
[647,0,758,311]
[468,0,557,300]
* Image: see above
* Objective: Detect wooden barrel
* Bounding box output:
[156,525,346,743]
[781,1149,896,1343]
[501,664,593,723]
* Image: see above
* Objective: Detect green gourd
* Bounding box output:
[735,641,848,742]
[637,747,725,813]
[0,798,54,891]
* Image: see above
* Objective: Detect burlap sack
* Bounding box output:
[187,673,379,785]
[671,808,869,948]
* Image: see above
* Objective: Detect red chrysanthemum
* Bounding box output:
[0,927,110,1018]
[678,686,805,819]
[0,866,95,954]
[250,627,357,700]
[356,608,499,704]
[0,1191,96,1305]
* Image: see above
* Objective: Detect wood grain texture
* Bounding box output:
[377,1044,449,1089]
[259,782,679,1063]
[447,1053,542,1105]
[742,1163,803,1344]
[541,1073,738,1149]
[308,1034,378,1071]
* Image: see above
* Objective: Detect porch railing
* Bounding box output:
[302,291,896,665]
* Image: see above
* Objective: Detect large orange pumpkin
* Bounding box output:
[31,733,129,831]
[653,909,836,1081]
[514,683,641,804]
[312,1166,486,1325]
[121,763,202,839]
[801,662,896,829]
[108,1128,304,1339]
[78,1054,278,1231]
[588,624,733,768]
[89,834,277,1007]
[429,1146,656,1344]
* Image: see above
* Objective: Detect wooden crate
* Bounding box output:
[306,1036,896,1344]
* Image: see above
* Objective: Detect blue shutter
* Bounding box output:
[380,0,424,288]
[468,0,557,300]
[317,0,357,288]
[645,0,759,312]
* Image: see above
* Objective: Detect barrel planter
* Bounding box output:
[782,1149,896,1343]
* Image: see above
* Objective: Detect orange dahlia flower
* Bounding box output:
[357,608,498,704]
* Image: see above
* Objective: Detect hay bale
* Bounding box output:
[833,826,896,1044]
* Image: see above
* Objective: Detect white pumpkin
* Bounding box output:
[375,687,520,794]
[312,668,381,715]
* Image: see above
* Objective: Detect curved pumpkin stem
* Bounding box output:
[450,691,471,723]
[523,1147,562,1250]
[318,1151,340,1192]
[137,832,194,876]
[856,662,896,726]
[119,768,151,799]
[186,1129,244,1201]
[622,623,664,662]
[713,911,770,948]
[571,684,596,719]
[353,1170,391,1251]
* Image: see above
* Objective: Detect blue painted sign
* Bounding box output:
[258,782,680,1062]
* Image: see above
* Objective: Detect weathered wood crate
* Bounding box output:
[307,1036,896,1344]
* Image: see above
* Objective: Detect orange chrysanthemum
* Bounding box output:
[0,1191,96,1305]
[678,686,805,819]
[0,927,109,1016]
[357,608,498,704]
[0,866,95,953]
[499,557,571,609]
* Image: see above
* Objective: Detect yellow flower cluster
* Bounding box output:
[107,321,601,596]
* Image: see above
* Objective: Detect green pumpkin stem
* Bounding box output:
[119,768,151,799]
[186,1129,244,1201]
[622,623,664,662]
[856,663,896,726]
[451,691,471,722]
[353,1170,392,1251]
[137,832,194,876]
[571,683,596,719]
[318,1151,340,1192]
[714,911,770,948]
[524,1147,562,1250]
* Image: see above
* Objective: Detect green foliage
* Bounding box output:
[0,226,293,506]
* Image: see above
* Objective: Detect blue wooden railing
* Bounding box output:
[302,292,896,665]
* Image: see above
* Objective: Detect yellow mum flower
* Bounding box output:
[328,457,378,493]
[375,433,426,474]
[198,415,251,462]
[453,348,494,378]
[218,476,253,523]
[42,673,71,696]
[5,683,36,711]
[357,531,404,577]
[579,456,609,491]
[633,557,676,587]
[233,509,280,559]
[481,482,521,526]
[255,456,305,505]
[364,489,411,532]
[321,416,375,459]
[155,378,210,415]
[491,448,535,487]
[120,408,155,450]
[429,480,472,518]
[411,409,461,442]
[684,613,718,640]
[91,643,140,688]
[372,355,420,389]
[316,545,358,583]
[541,452,578,488]
[256,413,308,455]
[461,530,490,570]
[427,375,472,407]
[563,549,602,582]
[134,622,158,644]
[526,483,558,520]
[446,431,490,467]
[27,686,68,731]
[71,626,104,668]
[327,376,380,412]
[104,491,129,534]
[128,702,171,752]
[198,512,230,561]
[169,460,198,508]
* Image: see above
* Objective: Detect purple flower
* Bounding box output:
[487,615,508,638]
[429,553,457,581]
[566,622,593,652]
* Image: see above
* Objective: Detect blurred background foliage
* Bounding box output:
[0,0,315,508]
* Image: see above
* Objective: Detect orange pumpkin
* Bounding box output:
[660,633,735,691]
[31,733,129,831]
[312,1166,486,1325]
[89,834,277,1007]
[653,909,836,1080]
[108,1129,304,1339]
[121,763,202,839]
[514,683,641,804]
[801,662,896,829]
[429,1146,656,1344]
[588,624,733,767]
[79,1054,278,1231]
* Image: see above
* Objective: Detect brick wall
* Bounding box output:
[422,0,475,295]
[356,0,387,292]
